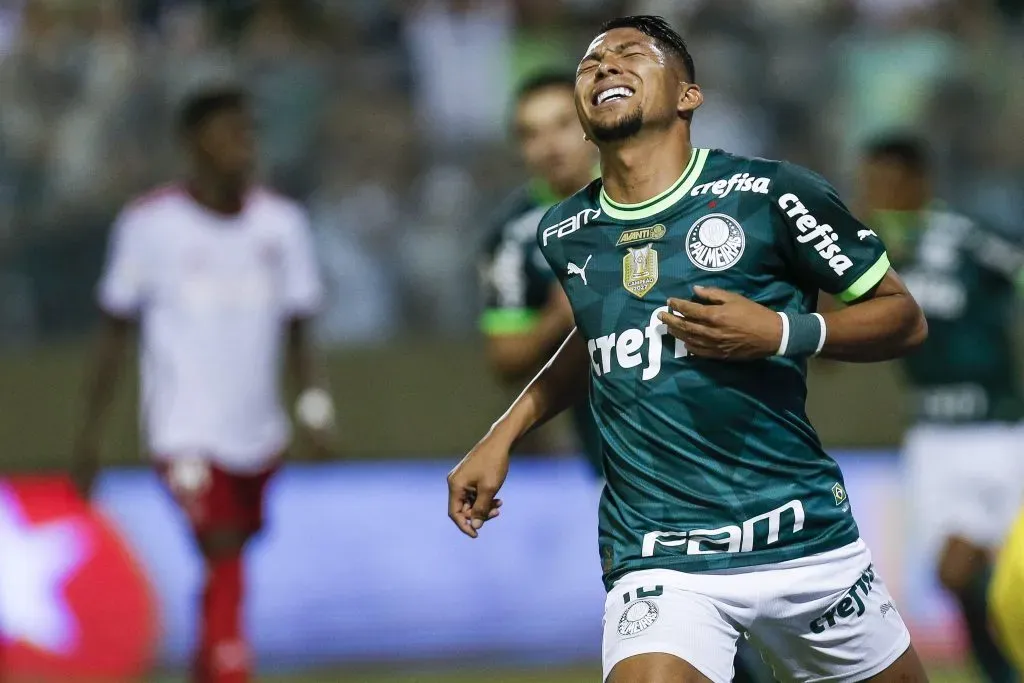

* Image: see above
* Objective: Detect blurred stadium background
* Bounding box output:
[1,0,1023,681]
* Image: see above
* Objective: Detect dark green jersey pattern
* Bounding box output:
[479,182,604,476]
[537,149,890,588]
[879,208,1024,423]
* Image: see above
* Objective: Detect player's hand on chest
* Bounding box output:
[554,206,786,363]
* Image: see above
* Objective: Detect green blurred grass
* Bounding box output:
[149,663,973,683]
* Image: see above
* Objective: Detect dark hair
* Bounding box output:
[177,87,249,136]
[863,133,930,174]
[599,15,695,82]
[515,71,576,104]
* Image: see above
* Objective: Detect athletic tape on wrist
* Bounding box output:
[777,313,825,358]
[778,313,827,358]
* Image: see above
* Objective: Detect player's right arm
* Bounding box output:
[447,327,590,538]
[73,208,148,496]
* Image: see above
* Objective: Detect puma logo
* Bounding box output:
[568,255,593,286]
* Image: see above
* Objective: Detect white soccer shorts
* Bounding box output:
[602,540,911,683]
[904,423,1024,557]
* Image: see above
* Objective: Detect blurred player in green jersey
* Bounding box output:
[450,15,930,683]
[478,73,603,478]
[860,135,1023,683]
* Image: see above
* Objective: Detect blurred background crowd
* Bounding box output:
[1,0,1023,349]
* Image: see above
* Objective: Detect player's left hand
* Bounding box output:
[659,285,782,360]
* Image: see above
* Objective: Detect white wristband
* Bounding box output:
[776,312,790,356]
[812,312,827,356]
[296,388,335,430]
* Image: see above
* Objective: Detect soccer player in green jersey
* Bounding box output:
[479,73,604,478]
[448,15,930,683]
[480,70,774,683]
[860,135,1024,683]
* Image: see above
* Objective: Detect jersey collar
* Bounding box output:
[599,148,709,221]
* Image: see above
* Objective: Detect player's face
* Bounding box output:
[858,158,928,214]
[193,107,256,183]
[575,28,695,144]
[514,86,593,192]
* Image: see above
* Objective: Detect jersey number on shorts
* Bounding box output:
[623,585,664,604]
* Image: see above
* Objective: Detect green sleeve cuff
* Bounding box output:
[480,308,541,335]
[837,253,890,303]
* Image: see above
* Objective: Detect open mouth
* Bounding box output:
[593,86,635,106]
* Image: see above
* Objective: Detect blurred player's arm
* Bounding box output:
[74,209,148,496]
[283,210,335,455]
[967,223,1024,295]
[287,316,336,456]
[484,282,574,383]
[74,314,135,494]
[448,328,590,537]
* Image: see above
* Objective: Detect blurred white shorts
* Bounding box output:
[904,423,1024,554]
[602,540,911,683]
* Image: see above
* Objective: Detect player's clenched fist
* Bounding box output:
[659,285,783,360]
[447,437,508,538]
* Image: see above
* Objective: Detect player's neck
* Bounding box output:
[186,176,249,217]
[599,132,694,207]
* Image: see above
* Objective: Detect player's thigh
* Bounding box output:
[604,572,740,683]
[752,553,912,682]
[607,653,714,683]
[862,645,928,682]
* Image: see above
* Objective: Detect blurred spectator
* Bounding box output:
[403,0,514,149]
[836,5,964,170]
[239,0,327,199]
[0,0,23,56]
[310,92,414,345]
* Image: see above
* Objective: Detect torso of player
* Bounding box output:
[539,149,880,585]
[99,187,323,472]
[893,210,1023,424]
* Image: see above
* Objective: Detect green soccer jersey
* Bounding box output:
[537,148,890,588]
[876,208,1024,423]
[479,181,604,476]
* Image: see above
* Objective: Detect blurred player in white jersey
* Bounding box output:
[73,88,333,683]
